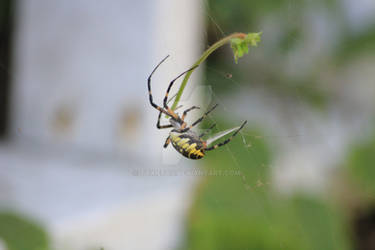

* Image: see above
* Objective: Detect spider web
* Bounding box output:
[174,1,344,249]
[153,0,317,187]
[197,0,335,188]
[1,1,367,249]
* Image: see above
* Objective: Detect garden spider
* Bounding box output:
[148,55,247,160]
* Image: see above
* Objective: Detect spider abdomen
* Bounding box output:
[170,132,205,160]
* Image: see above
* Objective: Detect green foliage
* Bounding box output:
[206,0,290,32]
[345,130,375,195]
[230,32,262,63]
[336,25,375,64]
[0,212,50,250]
[206,0,337,33]
[183,0,375,248]
[205,0,365,110]
[182,123,352,250]
[170,32,261,112]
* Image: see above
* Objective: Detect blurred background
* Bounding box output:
[1,0,375,250]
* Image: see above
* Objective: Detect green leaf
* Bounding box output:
[231,32,262,63]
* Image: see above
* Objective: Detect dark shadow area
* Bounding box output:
[0,0,14,139]
[354,208,375,250]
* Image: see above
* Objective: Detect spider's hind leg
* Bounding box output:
[163,136,171,148]
[199,123,216,138]
[205,120,247,151]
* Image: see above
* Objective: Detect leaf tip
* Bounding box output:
[231,31,262,63]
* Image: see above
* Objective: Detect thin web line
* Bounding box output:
[200,1,320,246]
[205,11,225,36]
[201,0,226,44]
[206,110,285,247]
[205,62,322,141]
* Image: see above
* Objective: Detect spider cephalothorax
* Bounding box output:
[147,55,246,160]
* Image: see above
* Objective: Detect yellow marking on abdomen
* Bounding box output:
[196,150,204,157]
[186,143,198,157]
[188,148,197,157]
[170,134,181,143]
[189,149,204,158]
[177,138,190,147]
[186,143,197,152]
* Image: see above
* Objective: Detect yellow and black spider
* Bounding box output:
[147,55,247,160]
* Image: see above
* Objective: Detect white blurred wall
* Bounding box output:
[0,0,204,249]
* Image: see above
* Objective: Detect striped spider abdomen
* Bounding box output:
[169,131,205,160]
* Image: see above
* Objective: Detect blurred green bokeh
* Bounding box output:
[182,0,375,249]
[181,123,352,250]
[1,0,375,249]
[346,130,375,198]
[204,0,375,110]
[0,212,50,250]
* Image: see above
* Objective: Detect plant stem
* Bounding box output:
[170,32,247,111]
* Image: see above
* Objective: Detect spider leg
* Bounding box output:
[147,55,171,116]
[163,65,198,109]
[191,104,218,127]
[180,104,219,133]
[181,106,200,121]
[163,136,171,148]
[161,64,198,123]
[180,105,200,129]
[174,105,184,111]
[156,111,173,129]
[199,123,216,138]
[205,120,247,151]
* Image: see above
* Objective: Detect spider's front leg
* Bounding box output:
[181,106,200,121]
[163,66,198,110]
[179,105,200,129]
[162,65,198,123]
[156,111,173,129]
[148,55,172,117]
[180,104,219,133]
